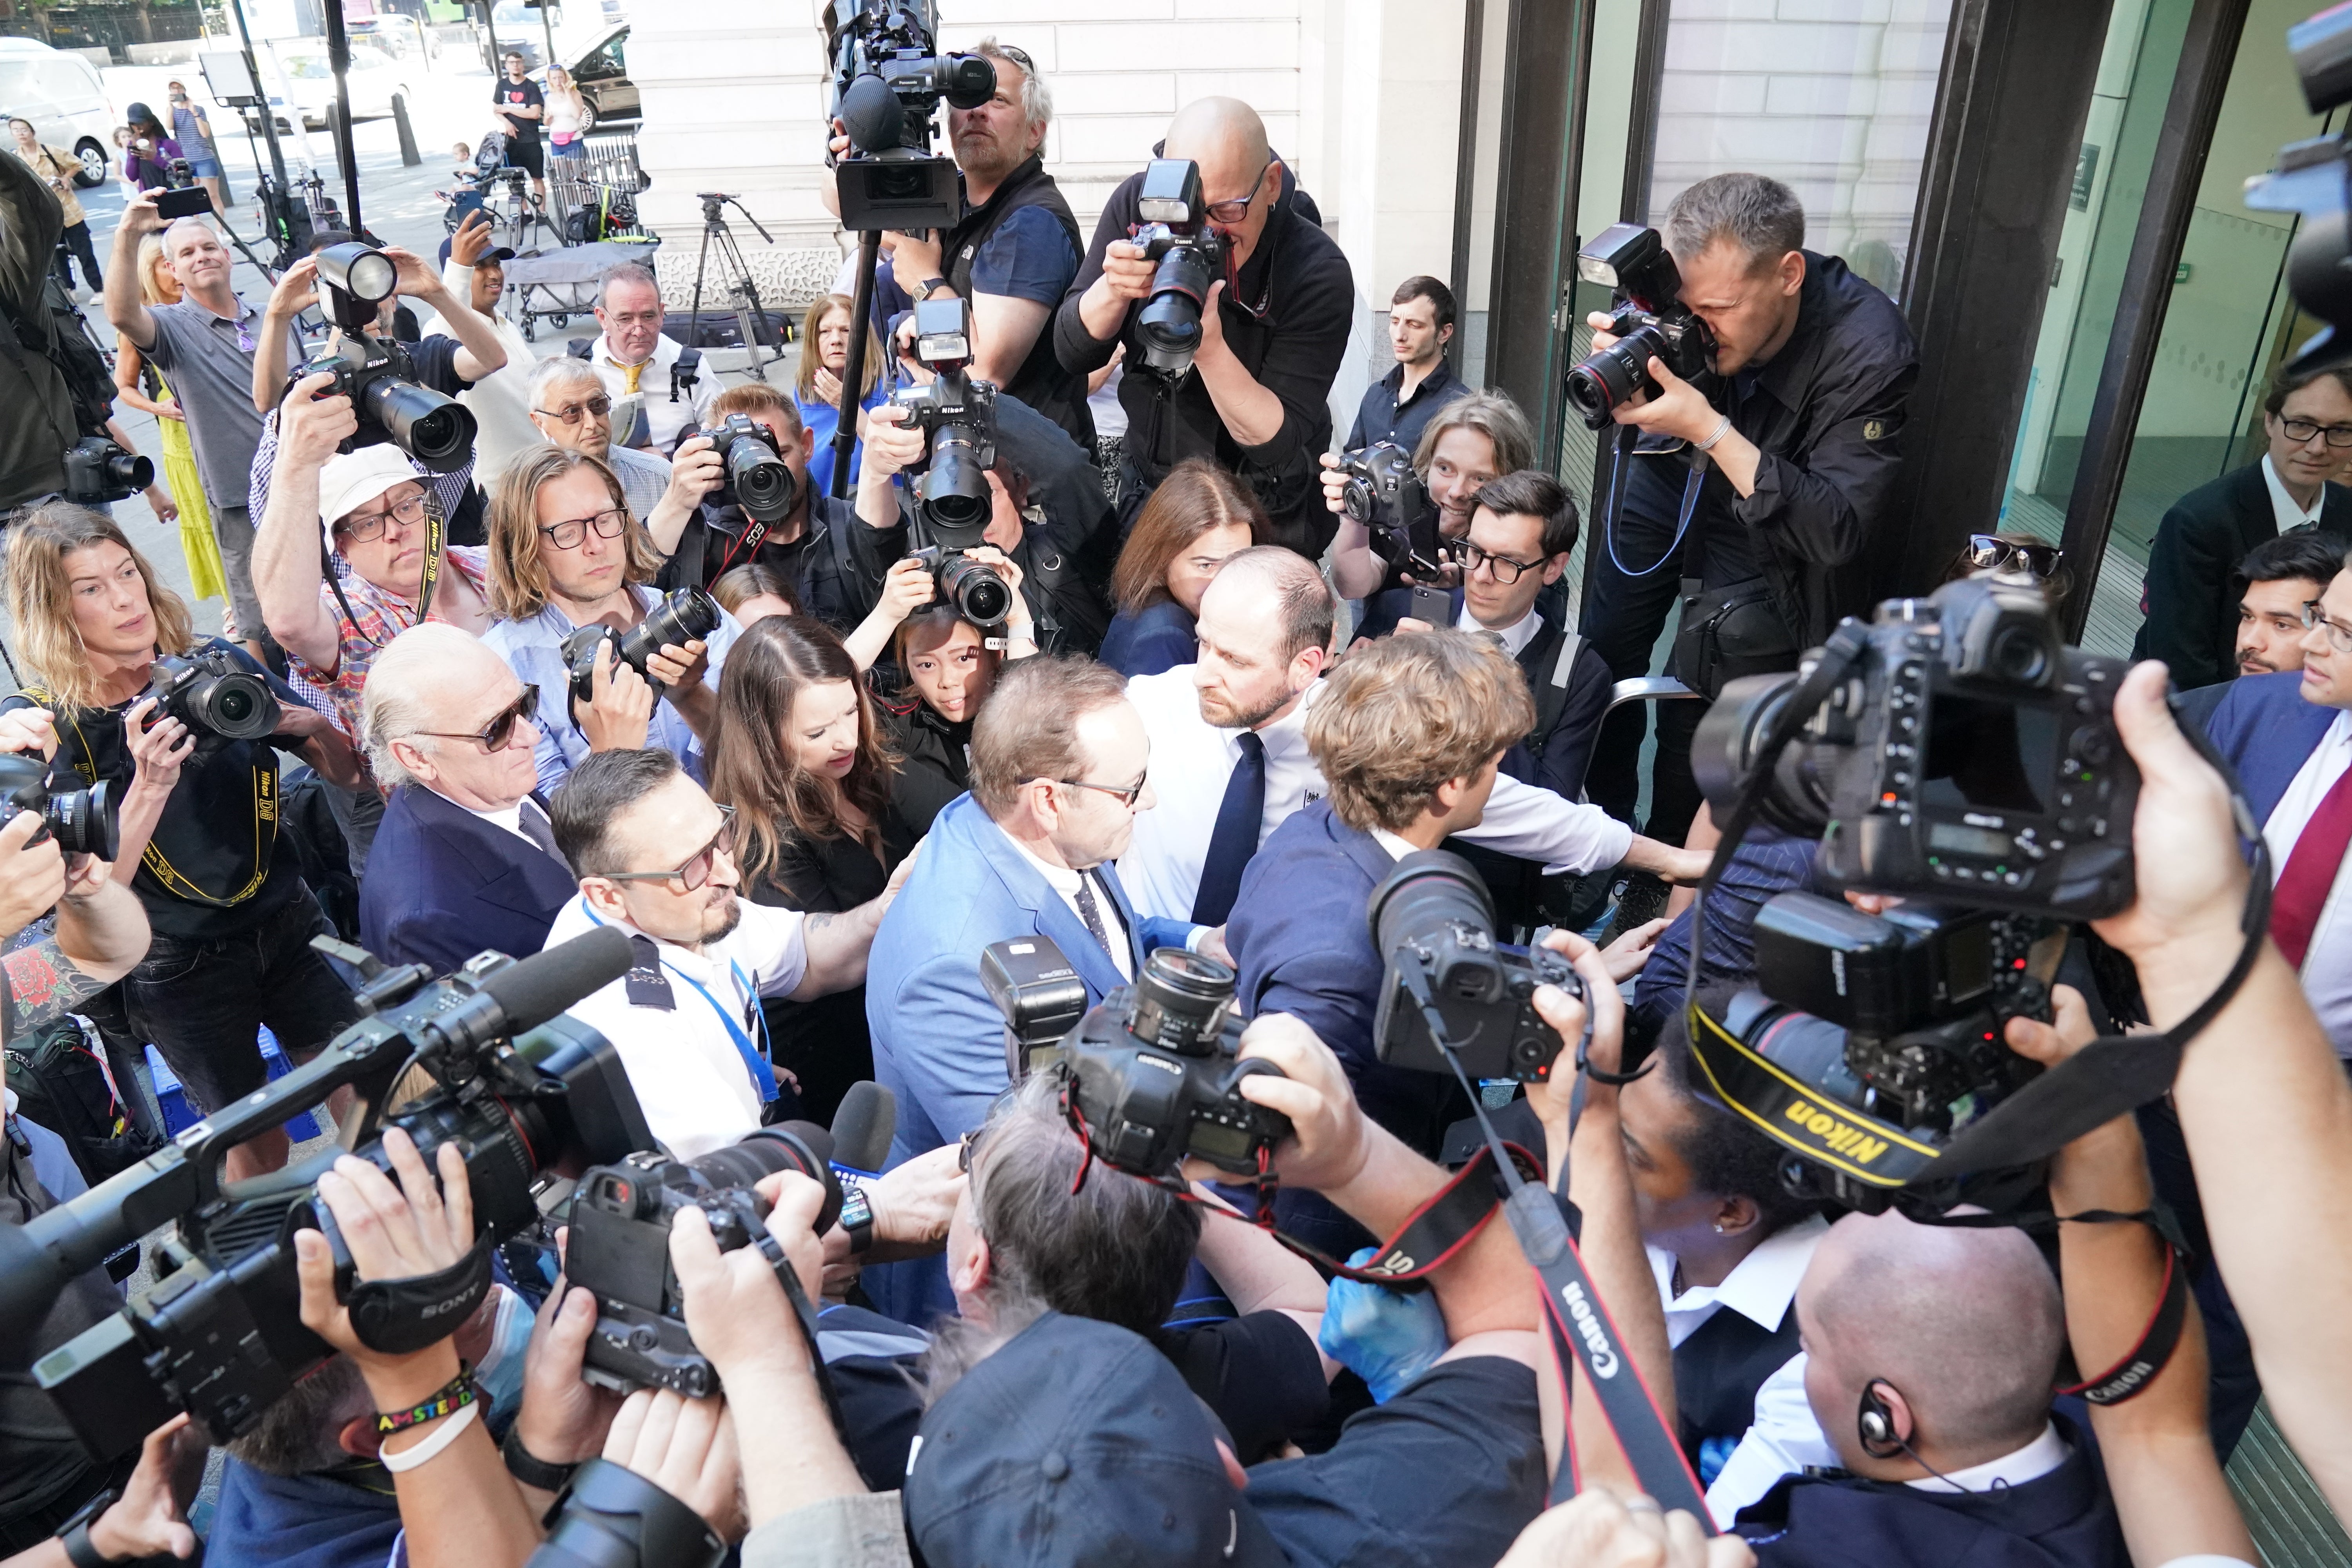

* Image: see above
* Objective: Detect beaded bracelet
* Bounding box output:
[375,1365,479,1436]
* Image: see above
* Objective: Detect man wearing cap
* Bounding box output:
[438,210,539,485]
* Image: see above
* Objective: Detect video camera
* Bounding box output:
[0,929,642,1459]
[828,0,995,233]
[1368,851,1584,1083]
[986,940,1292,1178]
[1564,223,1717,432]
[689,412,797,525]
[62,435,153,505]
[1126,159,1231,381]
[560,584,724,709]
[143,648,281,760]
[0,751,116,860]
[302,242,478,473]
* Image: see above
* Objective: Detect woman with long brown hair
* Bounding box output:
[1099,457,1264,676]
[708,615,913,1121]
[795,291,887,498]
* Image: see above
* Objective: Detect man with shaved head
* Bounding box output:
[1727,1207,2127,1561]
[356,623,576,973]
[106,194,305,653]
[1055,96,1354,557]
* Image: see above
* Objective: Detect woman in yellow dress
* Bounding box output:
[111,234,230,616]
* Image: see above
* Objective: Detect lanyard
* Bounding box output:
[584,909,778,1103]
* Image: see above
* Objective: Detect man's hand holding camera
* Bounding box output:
[577,636,656,754]
[294,1128,478,1397]
[1584,310,1760,496]
[280,370,360,466]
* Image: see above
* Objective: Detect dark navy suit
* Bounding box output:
[1098,599,1199,678]
[358,784,574,975]
[2200,668,2339,827]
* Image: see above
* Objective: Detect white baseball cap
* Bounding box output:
[318,445,426,558]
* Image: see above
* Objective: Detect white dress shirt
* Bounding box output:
[1459,602,1544,659]
[543,893,808,1161]
[2263,708,2352,1055]
[583,330,722,452]
[464,798,542,850]
[1905,1419,2069,1493]
[1118,666,1636,924]
[1005,835,1134,982]
[2262,454,2330,533]
[1705,1352,1840,1527]
[434,261,540,485]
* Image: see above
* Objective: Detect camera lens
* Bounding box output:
[1368,851,1504,1003]
[106,448,153,490]
[1564,333,1655,432]
[1689,672,1838,839]
[185,666,281,742]
[938,554,1011,630]
[1127,948,1236,1057]
[686,1126,845,1236]
[361,377,476,474]
[922,431,992,530]
[726,440,796,524]
[616,587,724,678]
[1988,625,2049,684]
[1137,243,1213,358]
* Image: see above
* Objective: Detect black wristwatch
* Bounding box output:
[919,277,952,299]
[839,1183,875,1255]
[55,1488,119,1568]
[502,1422,580,1494]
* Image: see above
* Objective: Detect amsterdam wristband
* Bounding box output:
[375,1365,479,1436]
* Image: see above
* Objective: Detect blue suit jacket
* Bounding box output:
[866,792,1196,1166]
[2200,669,2337,828]
[358,783,576,974]
[1098,599,1199,679]
[1227,799,1457,1152]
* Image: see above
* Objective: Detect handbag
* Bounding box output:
[1670,574,1800,700]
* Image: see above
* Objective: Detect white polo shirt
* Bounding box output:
[543,893,808,1161]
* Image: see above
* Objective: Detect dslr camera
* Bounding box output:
[62,435,154,505]
[1692,575,2139,919]
[565,1126,843,1397]
[302,242,478,473]
[829,0,995,232]
[691,412,797,525]
[1564,223,1717,432]
[1368,851,1584,1083]
[0,751,117,860]
[144,648,281,758]
[1127,158,1231,380]
[980,936,1089,1082]
[8,931,646,1458]
[561,585,724,708]
[1335,440,1441,575]
[890,296,1000,530]
[988,940,1293,1178]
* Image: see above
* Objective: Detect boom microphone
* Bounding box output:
[838,72,904,156]
[829,1082,897,1176]
[481,926,633,1035]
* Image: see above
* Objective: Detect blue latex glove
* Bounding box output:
[1318,1246,1451,1404]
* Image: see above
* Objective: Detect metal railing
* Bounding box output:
[548,128,653,245]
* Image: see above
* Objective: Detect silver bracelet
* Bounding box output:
[1694,414,1734,452]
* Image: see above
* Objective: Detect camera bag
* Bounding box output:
[4,1011,162,1196]
[1670,574,1799,700]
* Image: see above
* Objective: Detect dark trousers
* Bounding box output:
[0,1448,140,1554]
[1581,456,1705,845]
[50,221,100,293]
[120,886,361,1116]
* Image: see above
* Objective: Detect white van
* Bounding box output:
[0,38,116,187]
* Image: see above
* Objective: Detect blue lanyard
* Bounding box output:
[584,908,779,1103]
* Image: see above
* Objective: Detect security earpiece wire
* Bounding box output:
[1394,954,1716,1526]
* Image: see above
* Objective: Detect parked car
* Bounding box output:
[0,38,116,186]
[347,15,440,65]
[486,0,561,72]
[536,23,633,129]
[242,39,414,134]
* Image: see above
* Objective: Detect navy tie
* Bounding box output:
[1192,730,1266,926]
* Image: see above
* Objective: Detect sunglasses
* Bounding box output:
[407,684,538,753]
[534,394,613,426]
[601,805,739,892]
[1967,535,2062,579]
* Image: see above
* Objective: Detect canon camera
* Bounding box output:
[1369,851,1584,1083]
[1126,159,1231,381]
[1564,223,1717,432]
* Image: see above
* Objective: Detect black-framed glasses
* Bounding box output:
[407,684,538,753]
[534,394,612,426]
[539,508,631,550]
[338,490,430,544]
[2301,601,2352,654]
[1203,157,1276,225]
[2278,416,2352,448]
[1461,539,1543,584]
[1967,535,2063,579]
[1025,775,1148,808]
[600,806,739,892]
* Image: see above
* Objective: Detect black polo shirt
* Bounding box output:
[1346,358,1470,456]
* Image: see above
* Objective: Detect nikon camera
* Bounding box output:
[303,243,478,473]
[0,752,116,860]
[688,413,797,525]
[144,649,281,759]
[889,297,1015,628]
[1368,851,1584,1082]
[985,940,1292,1178]
[1563,223,1717,431]
[561,586,724,708]
[1127,158,1230,381]
[1692,575,2139,919]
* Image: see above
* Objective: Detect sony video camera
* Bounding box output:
[692,412,797,525]
[6,929,646,1459]
[143,648,281,759]
[987,940,1292,1178]
[564,1127,843,1397]
[0,751,117,860]
[1368,851,1584,1083]
[1691,575,2140,919]
[62,436,153,505]
[1563,223,1717,432]
[303,242,478,473]
[561,585,724,708]
[829,0,995,232]
[1126,158,1231,381]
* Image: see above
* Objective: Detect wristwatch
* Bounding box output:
[838,1183,875,1255]
[55,1488,120,1568]
[919,277,952,299]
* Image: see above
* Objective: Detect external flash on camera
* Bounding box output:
[315,241,397,305]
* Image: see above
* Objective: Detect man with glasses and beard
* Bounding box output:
[356,624,576,974]
[543,747,909,1156]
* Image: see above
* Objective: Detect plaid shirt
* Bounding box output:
[289,545,493,738]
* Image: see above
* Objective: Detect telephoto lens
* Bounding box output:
[707,413,797,524]
[360,373,477,474]
[922,425,993,530]
[615,585,724,675]
[0,753,118,860]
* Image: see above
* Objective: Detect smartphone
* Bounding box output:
[154,186,213,220]
[1409,583,1452,627]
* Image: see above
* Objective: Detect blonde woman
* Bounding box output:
[112,234,231,617]
[544,65,589,160]
[794,291,885,496]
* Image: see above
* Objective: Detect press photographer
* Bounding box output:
[3,505,361,1183]
[1577,173,1918,861]
[1054,97,1353,555]
[1320,390,1537,617]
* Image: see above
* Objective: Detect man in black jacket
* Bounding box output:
[1054,96,1353,558]
[2132,365,2352,690]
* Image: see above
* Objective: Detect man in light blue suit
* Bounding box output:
[867,654,1211,1174]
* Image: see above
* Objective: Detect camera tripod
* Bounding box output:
[687,192,788,383]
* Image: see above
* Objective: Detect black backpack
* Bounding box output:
[5,1011,162,1195]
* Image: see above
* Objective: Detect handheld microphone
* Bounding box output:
[829,1082,897,1180]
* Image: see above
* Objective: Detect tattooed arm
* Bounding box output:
[5,859,150,1039]
[786,841,923,1001]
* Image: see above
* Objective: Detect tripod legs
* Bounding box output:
[688,218,786,383]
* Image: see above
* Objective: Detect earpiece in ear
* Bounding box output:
[1857,1380,1904,1459]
